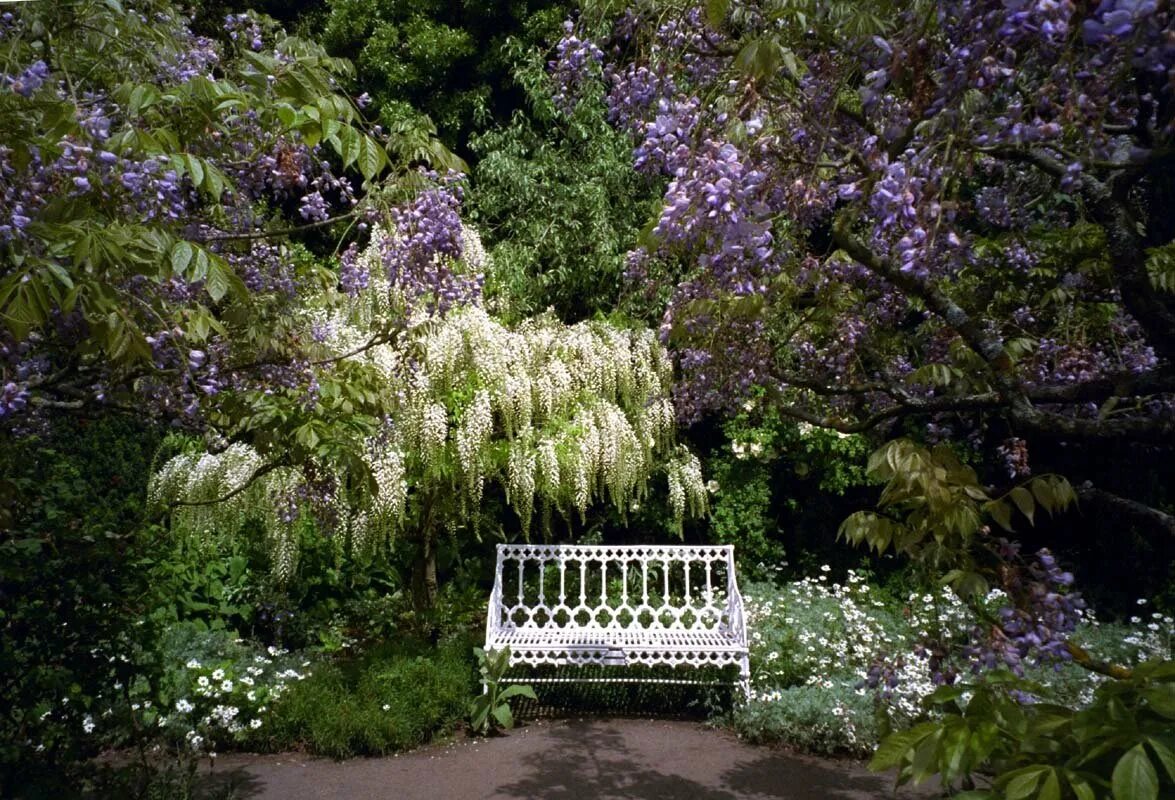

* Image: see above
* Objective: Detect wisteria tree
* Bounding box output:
[152,227,707,610]
[552,0,1175,536]
[0,0,464,446]
[551,2,1175,792]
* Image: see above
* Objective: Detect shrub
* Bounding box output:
[731,574,1173,758]
[734,680,880,757]
[261,638,473,758]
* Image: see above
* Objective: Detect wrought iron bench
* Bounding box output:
[484,543,750,699]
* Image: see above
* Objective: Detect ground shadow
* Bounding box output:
[495,718,740,800]
[192,765,266,799]
[494,718,915,800]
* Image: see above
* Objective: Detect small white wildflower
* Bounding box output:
[186,659,201,669]
[211,669,225,681]
[82,715,95,734]
[250,718,263,729]
[197,676,210,688]
[175,699,194,713]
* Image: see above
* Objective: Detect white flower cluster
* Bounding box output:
[152,267,704,572]
[165,653,310,753]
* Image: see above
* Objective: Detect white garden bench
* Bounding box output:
[484,543,750,699]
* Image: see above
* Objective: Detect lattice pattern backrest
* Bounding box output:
[492,544,735,632]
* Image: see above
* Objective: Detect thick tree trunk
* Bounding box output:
[411,530,439,613]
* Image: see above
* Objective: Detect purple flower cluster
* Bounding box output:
[549,20,604,115]
[158,32,219,84]
[969,546,1084,673]
[0,380,29,417]
[380,173,480,314]
[996,437,1031,479]
[338,242,369,297]
[999,0,1076,44]
[605,63,676,131]
[1083,0,1158,44]
[4,60,49,97]
[224,13,264,53]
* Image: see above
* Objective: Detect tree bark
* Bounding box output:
[410,529,439,613]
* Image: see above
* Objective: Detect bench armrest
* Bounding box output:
[485,546,506,646]
[724,548,748,647]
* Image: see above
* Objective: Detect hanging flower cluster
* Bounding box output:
[151,230,705,575]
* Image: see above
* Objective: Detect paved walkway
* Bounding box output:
[199,717,936,799]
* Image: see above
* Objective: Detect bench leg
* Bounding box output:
[739,653,751,702]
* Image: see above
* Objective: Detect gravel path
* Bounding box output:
[198,717,936,799]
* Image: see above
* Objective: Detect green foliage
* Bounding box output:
[469,646,538,734]
[471,43,661,322]
[871,662,1175,800]
[1146,242,1175,294]
[316,0,570,150]
[708,460,781,571]
[261,639,473,758]
[838,439,1077,598]
[706,392,872,574]
[0,1,393,372]
[0,417,162,788]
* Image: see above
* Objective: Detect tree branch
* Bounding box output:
[198,211,360,243]
[1025,370,1175,403]
[774,392,1004,433]
[168,460,288,508]
[1076,484,1175,541]
[984,145,1175,363]
[1010,397,1175,443]
[831,215,1013,376]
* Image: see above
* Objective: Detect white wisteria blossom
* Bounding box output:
[149,227,705,607]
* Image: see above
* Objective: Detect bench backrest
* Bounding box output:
[488,544,743,636]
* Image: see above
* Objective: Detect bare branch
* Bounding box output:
[1076,484,1175,542]
[1010,397,1175,443]
[775,392,1004,434]
[198,211,360,243]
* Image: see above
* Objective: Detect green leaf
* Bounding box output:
[870,727,932,771]
[704,0,730,28]
[1010,487,1035,525]
[1002,766,1047,800]
[1143,685,1175,719]
[498,684,538,702]
[491,703,514,729]
[185,155,204,189]
[337,126,362,168]
[1037,770,1061,800]
[1144,737,1175,783]
[734,37,785,84]
[1065,772,1096,800]
[1113,744,1158,800]
[170,241,194,275]
[987,499,1015,532]
[357,135,387,182]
